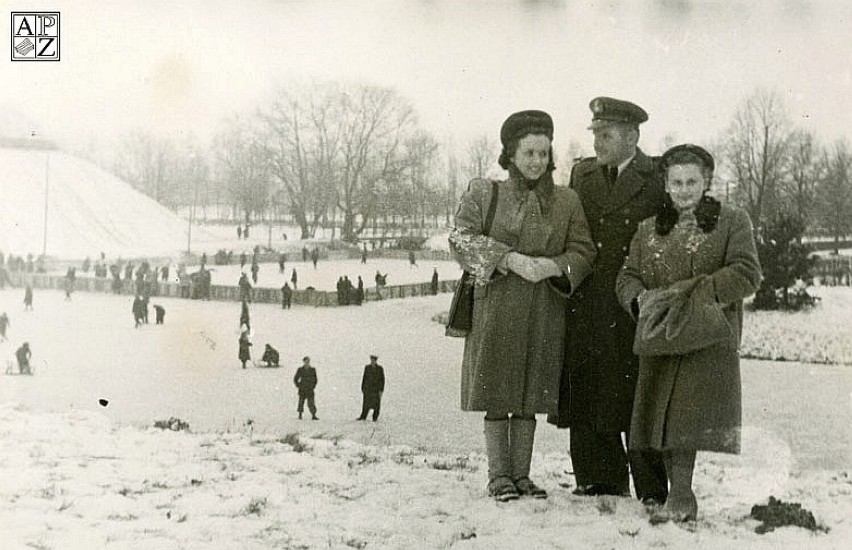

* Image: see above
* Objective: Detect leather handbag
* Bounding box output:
[633,275,732,356]
[445,181,499,338]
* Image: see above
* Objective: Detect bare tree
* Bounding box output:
[724,88,791,235]
[464,135,496,182]
[444,152,461,225]
[261,87,335,239]
[783,129,823,232]
[213,115,271,224]
[815,140,852,254]
[112,130,179,209]
[403,130,440,230]
[335,84,415,242]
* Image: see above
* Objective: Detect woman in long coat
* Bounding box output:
[450,110,595,501]
[616,144,761,523]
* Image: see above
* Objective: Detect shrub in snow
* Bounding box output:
[279,432,308,453]
[750,496,828,534]
[153,417,190,432]
[753,214,818,311]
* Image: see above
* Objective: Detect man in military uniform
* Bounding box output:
[552,97,668,505]
[356,354,385,421]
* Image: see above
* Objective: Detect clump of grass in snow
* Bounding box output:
[279,432,309,453]
[429,456,476,472]
[243,497,267,516]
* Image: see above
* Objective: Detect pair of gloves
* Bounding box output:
[499,251,570,290]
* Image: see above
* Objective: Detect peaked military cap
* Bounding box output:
[588,97,648,129]
[500,110,554,148]
[661,143,715,172]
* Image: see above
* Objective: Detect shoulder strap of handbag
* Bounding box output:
[483,180,498,236]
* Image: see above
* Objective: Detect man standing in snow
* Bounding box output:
[293,356,318,420]
[0,312,9,341]
[280,283,292,309]
[356,355,385,421]
[551,97,668,505]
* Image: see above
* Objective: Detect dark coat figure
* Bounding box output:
[142,296,150,323]
[552,144,667,498]
[302,246,308,262]
[355,276,364,305]
[202,268,212,300]
[343,276,353,305]
[280,283,293,309]
[310,247,319,268]
[23,285,33,310]
[357,356,385,421]
[0,312,9,341]
[238,330,252,369]
[240,252,247,269]
[243,224,250,239]
[336,277,344,305]
[237,225,242,239]
[374,271,386,300]
[112,272,123,294]
[201,253,207,269]
[278,253,286,274]
[293,357,318,419]
[132,296,146,328]
[154,304,166,324]
[240,300,251,331]
[250,261,259,284]
[290,269,298,289]
[162,265,170,282]
[16,342,32,375]
[64,267,76,300]
[408,250,417,267]
[430,268,439,295]
[238,273,253,303]
[361,246,367,264]
[261,344,280,367]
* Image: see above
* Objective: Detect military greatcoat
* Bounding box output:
[551,149,666,431]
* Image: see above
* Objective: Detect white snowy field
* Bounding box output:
[1,286,851,548]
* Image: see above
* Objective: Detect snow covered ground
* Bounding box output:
[1,282,851,548]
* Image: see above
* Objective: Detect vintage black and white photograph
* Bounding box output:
[1,1,851,548]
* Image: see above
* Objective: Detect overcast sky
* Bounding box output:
[2,0,851,157]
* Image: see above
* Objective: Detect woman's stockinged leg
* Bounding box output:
[652,449,697,523]
[509,414,547,498]
[483,413,518,501]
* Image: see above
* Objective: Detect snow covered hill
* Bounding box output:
[0,146,218,258]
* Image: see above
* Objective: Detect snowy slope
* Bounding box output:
[0,147,218,258]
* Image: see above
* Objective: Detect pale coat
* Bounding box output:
[615,206,762,453]
[450,177,596,416]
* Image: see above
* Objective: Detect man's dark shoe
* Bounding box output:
[642,496,667,512]
[356,417,366,421]
[572,483,622,497]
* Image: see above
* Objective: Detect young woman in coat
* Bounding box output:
[615,144,762,523]
[449,110,596,501]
